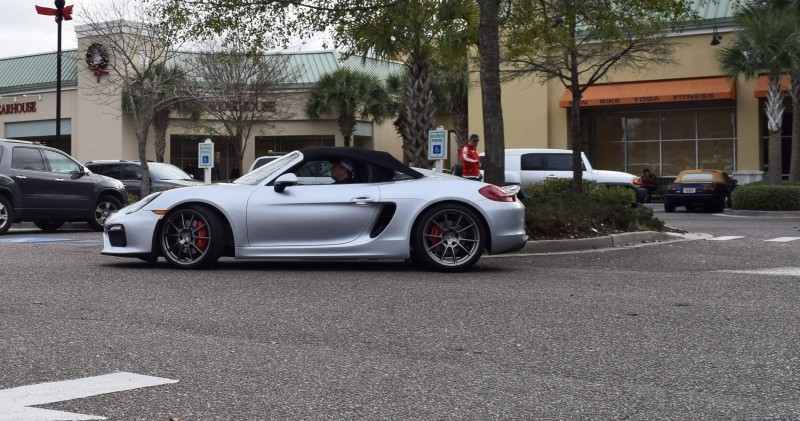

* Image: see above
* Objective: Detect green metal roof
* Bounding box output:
[691,0,736,29]
[0,49,402,93]
[0,50,78,94]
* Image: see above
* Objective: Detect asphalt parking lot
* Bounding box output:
[2,211,800,419]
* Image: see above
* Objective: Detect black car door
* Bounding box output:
[42,149,93,217]
[121,164,143,196]
[10,146,53,216]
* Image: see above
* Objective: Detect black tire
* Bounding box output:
[159,205,226,269]
[89,195,122,231]
[34,221,65,232]
[685,205,696,212]
[664,201,676,213]
[411,204,486,272]
[0,196,13,235]
[712,195,726,213]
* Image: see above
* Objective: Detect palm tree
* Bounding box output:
[771,0,800,181]
[717,2,799,184]
[328,0,478,168]
[305,67,394,147]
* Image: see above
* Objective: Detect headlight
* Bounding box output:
[126,192,162,214]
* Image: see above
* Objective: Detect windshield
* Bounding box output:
[680,173,714,183]
[234,151,300,185]
[149,163,195,180]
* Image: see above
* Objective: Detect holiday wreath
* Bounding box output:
[85,43,110,82]
[85,42,109,69]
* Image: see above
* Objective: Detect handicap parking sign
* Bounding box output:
[428,127,447,160]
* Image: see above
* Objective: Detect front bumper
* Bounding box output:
[102,210,162,256]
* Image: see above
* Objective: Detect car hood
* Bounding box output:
[155,179,206,188]
[589,169,639,183]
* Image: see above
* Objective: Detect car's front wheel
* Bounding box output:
[159,205,226,269]
[35,221,65,232]
[89,195,122,231]
[412,204,486,272]
[0,196,13,235]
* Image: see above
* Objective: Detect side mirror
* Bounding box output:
[274,173,298,193]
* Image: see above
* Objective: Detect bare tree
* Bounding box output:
[78,0,192,196]
[185,44,300,169]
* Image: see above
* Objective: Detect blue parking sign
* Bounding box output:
[428,127,447,160]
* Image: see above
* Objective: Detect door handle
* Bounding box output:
[350,196,375,206]
[14,175,26,180]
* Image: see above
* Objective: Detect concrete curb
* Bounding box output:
[518,231,683,254]
[723,209,800,218]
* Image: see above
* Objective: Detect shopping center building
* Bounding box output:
[469,3,789,185]
[0,3,793,184]
[0,27,405,181]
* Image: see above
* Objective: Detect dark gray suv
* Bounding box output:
[0,139,128,234]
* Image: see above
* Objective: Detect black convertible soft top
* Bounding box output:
[299,147,424,179]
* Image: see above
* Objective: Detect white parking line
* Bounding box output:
[708,236,745,241]
[765,237,800,242]
[0,372,178,421]
[719,267,800,277]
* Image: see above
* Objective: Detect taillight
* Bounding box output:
[479,185,517,202]
[666,185,676,193]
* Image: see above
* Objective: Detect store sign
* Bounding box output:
[566,93,721,107]
[0,102,37,115]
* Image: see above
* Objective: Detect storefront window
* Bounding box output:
[584,106,735,176]
[255,136,334,156]
[595,114,624,143]
[595,142,625,171]
[626,141,660,176]
[626,112,660,141]
[662,109,696,140]
[699,139,735,172]
[662,140,697,175]
[698,108,735,138]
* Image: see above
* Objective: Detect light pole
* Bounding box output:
[35,0,72,151]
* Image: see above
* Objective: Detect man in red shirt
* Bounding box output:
[461,133,482,180]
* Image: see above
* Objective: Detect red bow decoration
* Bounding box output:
[89,65,110,83]
[35,4,73,23]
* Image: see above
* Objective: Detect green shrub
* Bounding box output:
[522,179,664,240]
[732,181,800,211]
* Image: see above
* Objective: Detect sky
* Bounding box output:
[1,0,100,59]
[1,0,327,59]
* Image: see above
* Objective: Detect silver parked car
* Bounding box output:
[101,147,527,271]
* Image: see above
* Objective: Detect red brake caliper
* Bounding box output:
[427,225,441,247]
[194,220,208,251]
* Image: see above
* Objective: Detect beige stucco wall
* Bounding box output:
[468,31,764,174]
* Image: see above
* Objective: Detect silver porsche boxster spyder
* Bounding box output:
[101,147,527,271]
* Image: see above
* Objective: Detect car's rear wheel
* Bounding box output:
[34,221,65,232]
[712,195,726,213]
[89,195,122,231]
[0,196,13,235]
[412,204,485,272]
[664,201,676,213]
[159,205,225,269]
